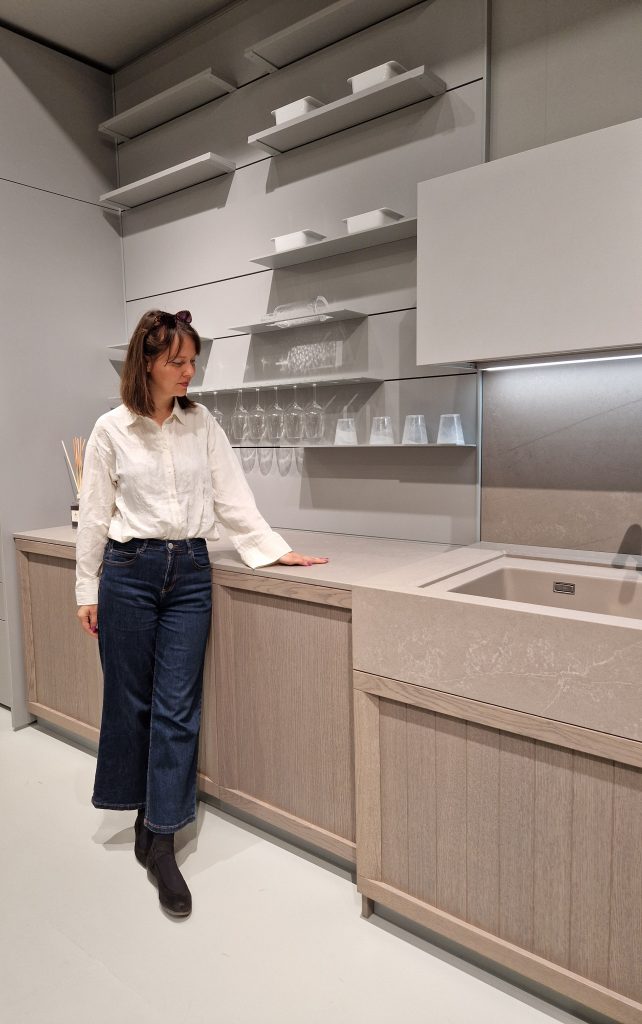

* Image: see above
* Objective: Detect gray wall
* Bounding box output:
[113,0,487,545]
[481,360,642,554]
[0,28,125,723]
[489,0,642,159]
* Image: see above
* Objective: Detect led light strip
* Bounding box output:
[482,353,642,372]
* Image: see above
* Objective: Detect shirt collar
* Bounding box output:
[122,400,187,426]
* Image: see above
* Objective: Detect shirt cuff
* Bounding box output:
[238,532,292,569]
[76,582,99,605]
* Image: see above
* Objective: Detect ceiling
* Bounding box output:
[0,0,239,71]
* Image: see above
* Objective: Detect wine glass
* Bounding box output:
[211,392,225,430]
[285,385,305,443]
[230,389,248,441]
[248,388,266,443]
[266,387,284,443]
[304,383,325,442]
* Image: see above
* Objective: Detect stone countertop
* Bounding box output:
[13,525,456,592]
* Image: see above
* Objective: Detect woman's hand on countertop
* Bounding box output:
[77,604,98,637]
[277,551,329,567]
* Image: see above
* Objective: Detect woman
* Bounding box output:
[76,309,327,918]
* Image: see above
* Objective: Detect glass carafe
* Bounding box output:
[304,383,325,441]
[266,387,284,443]
[230,389,248,441]
[285,385,305,443]
[248,388,266,443]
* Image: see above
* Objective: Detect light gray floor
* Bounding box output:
[0,706,587,1024]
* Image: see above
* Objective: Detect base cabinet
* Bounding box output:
[212,569,354,862]
[354,670,642,1024]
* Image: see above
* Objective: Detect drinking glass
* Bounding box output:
[402,414,428,444]
[248,388,266,442]
[266,387,284,442]
[437,413,465,445]
[211,392,225,430]
[304,383,325,441]
[369,416,395,445]
[285,385,305,443]
[334,417,358,445]
[230,389,248,441]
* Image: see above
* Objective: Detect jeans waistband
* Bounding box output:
[111,538,206,552]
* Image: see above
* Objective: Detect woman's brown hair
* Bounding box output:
[120,310,201,417]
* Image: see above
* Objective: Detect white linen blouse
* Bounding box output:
[75,401,291,604]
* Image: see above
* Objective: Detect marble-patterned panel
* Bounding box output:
[353,587,642,740]
[481,359,642,553]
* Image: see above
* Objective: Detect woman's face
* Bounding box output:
[148,335,197,406]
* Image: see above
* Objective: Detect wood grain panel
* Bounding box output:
[570,754,614,988]
[435,715,467,918]
[354,670,642,769]
[499,732,535,948]
[466,722,500,933]
[609,763,642,1002]
[211,569,351,609]
[196,608,218,787]
[533,743,573,967]
[27,554,103,728]
[379,699,408,892]
[354,687,381,881]
[215,583,354,843]
[406,705,437,905]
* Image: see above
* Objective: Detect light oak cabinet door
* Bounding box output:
[16,542,103,742]
[212,570,355,862]
[355,670,642,1024]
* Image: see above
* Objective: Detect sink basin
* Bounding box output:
[435,557,642,621]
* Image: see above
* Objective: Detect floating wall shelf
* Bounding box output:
[230,309,364,334]
[232,443,476,449]
[99,152,236,209]
[189,375,382,396]
[251,218,417,269]
[247,66,445,154]
[244,0,424,70]
[98,69,236,141]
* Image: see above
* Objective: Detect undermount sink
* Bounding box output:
[429,556,642,621]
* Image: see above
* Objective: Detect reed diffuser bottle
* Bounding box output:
[62,437,86,528]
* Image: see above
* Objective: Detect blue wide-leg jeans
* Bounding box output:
[92,538,212,834]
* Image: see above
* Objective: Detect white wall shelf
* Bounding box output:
[247,66,445,154]
[230,309,365,334]
[231,443,477,449]
[98,69,236,141]
[251,218,417,269]
[99,153,236,209]
[189,375,382,396]
[244,0,424,71]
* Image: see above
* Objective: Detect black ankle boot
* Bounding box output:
[147,833,192,918]
[134,809,153,867]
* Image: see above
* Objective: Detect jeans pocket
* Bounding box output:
[190,544,211,570]
[103,541,147,566]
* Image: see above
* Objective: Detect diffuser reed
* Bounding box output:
[62,437,86,527]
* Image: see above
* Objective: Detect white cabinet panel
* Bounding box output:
[417,118,642,364]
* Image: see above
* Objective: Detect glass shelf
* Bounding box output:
[189,375,382,395]
[98,69,236,141]
[244,0,424,71]
[99,152,235,209]
[230,309,365,334]
[247,66,445,155]
[251,218,417,269]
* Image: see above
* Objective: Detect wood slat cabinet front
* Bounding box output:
[211,569,355,863]
[354,670,642,1024]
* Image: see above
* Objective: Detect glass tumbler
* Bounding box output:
[437,413,465,445]
[334,417,358,445]
[402,414,428,444]
[369,416,395,445]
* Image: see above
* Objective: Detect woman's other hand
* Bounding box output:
[77,604,99,637]
[277,551,329,567]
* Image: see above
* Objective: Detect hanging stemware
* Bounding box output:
[304,383,325,442]
[266,386,284,443]
[285,385,305,443]
[248,388,266,443]
[230,389,248,441]
[211,391,225,430]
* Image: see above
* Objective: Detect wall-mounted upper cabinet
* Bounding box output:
[99,69,236,141]
[244,0,425,71]
[417,117,642,365]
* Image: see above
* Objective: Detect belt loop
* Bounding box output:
[186,538,193,555]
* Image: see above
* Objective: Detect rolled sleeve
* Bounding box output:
[207,417,291,568]
[75,427,116,604]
